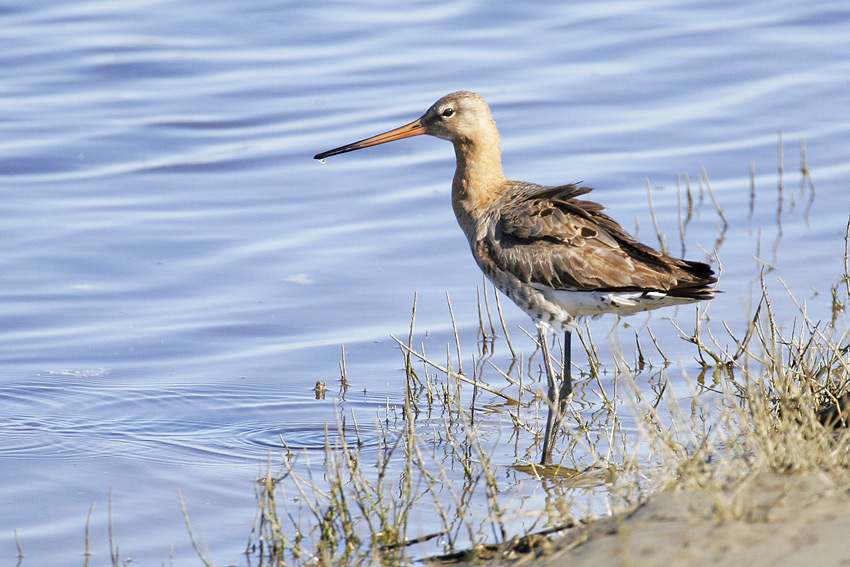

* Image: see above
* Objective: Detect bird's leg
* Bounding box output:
[539,328,576,464]
[538,326,562,465]
[559,330,573,412]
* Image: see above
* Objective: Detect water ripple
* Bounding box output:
[0,380,387,465]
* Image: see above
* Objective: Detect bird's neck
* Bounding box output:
[451,133,506,242]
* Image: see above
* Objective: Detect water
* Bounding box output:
[1,0,849,564]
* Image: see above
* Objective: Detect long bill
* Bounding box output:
[314,118,426,160]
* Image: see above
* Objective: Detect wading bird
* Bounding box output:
[315,91,716,464]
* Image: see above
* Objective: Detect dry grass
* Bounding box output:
[243,248,850,565]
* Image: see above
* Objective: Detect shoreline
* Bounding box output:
[510,471,850,567]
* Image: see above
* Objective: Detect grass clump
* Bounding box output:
[622,222,850,522]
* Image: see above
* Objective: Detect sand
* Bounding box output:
[507,472,850,567]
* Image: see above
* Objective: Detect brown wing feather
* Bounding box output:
[488,183,716,295]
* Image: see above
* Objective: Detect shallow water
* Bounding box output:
[1,0,849,564]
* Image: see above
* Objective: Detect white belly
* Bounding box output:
[481,264,699,333]
[529,283,695,318]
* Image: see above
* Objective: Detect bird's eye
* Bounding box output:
[441,107,455,118]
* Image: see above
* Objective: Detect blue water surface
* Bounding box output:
[1,0,849,564]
